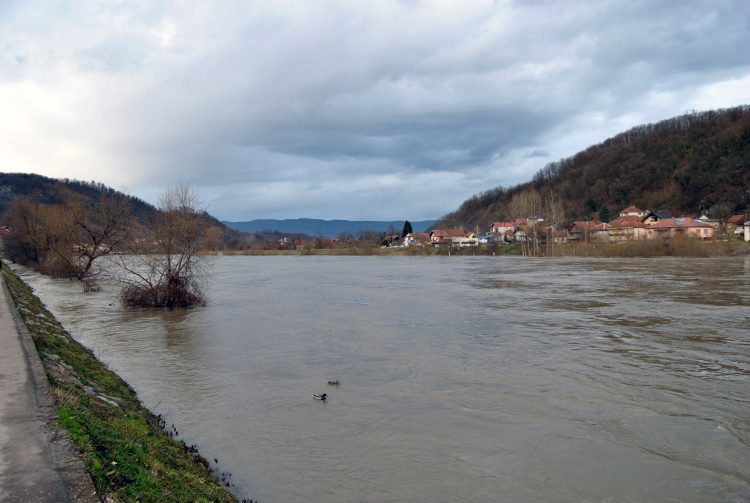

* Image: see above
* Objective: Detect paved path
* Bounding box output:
[0,271,97,502]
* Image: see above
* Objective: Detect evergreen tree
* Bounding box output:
[401,220,413,237]
[599,205,611,223]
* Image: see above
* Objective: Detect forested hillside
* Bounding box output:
[437,106,750,229]
[0,172,251,248]
[0,173,157,221]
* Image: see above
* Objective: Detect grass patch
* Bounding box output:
[2,267,238,502]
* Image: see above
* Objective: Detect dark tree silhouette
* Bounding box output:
[401,220,413,237]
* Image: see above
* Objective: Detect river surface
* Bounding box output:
[15,256,750,502]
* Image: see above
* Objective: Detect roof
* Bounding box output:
[430,229,467,238]
[609,216,647,228]
[571,220,603,232]
[650,218,714,230]
[726,214,746,224]
[620,205,644,213]
[492,221,516,228]
[406,232,430,240]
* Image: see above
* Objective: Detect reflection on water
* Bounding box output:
[17,256,750,502]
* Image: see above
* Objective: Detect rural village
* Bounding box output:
[394,206,750,249]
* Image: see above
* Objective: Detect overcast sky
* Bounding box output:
[1,1,749,220]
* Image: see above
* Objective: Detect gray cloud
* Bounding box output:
[1,0,749,220]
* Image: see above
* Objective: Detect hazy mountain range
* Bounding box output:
[222,218,438,238]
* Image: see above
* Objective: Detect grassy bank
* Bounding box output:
[1,266,238,503]
[543,237,749,257]
[211,245,521,256]
[211,237,749,258]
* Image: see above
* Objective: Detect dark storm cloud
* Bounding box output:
[2,1,749,219]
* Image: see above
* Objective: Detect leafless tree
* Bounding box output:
[118,184,209,307]
[3,192,130,286]
[509,190,543,255]
[53,191,130,284]
[3,198,48,265]
[545,191,565,255]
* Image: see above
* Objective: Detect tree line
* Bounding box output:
[2,184,210,307]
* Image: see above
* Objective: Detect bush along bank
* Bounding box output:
[2,267,240,503]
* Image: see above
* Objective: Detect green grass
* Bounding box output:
[2,267,237,502]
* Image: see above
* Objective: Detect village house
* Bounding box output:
[725,214,746,235]
[594,205,720,242]
[641,210,670,225]
[647,217,715,239]
[697,214,721,229]
[544,227,570,244]
[490,221,516,235]
[606,215,649,241]
[430,229,475,247]
[618,206,649,218]
[490,204,739,246]
[569,220,605,241]
[590,224,611,241]
[404,232,431,247]
[382,234,403,247]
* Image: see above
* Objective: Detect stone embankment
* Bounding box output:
[0,268,98,502]
[1,263,239,502]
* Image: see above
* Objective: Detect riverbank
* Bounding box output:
[1,265,239,502]
[211,237,749,257]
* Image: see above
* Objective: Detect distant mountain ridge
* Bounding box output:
[223,218,438,238]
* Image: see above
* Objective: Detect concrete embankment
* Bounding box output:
[1,264,239,502]
[0,268,98,502]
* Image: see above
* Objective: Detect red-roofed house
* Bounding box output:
[491,221,516,235]
[430,229,470,246]
[648,218,715,239]
[725,214,746,235]
[607,215,649,241]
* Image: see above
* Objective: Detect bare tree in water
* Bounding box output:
[119,184,208,307]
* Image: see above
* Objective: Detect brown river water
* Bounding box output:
[16,256,750,502]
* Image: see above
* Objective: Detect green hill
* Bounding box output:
[437,106,750,229]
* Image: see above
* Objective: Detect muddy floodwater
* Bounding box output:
[17,256,750,502]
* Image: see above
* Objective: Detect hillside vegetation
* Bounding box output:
[437,106,750,229]
[0,173,157,221]
[0,172,254,249]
